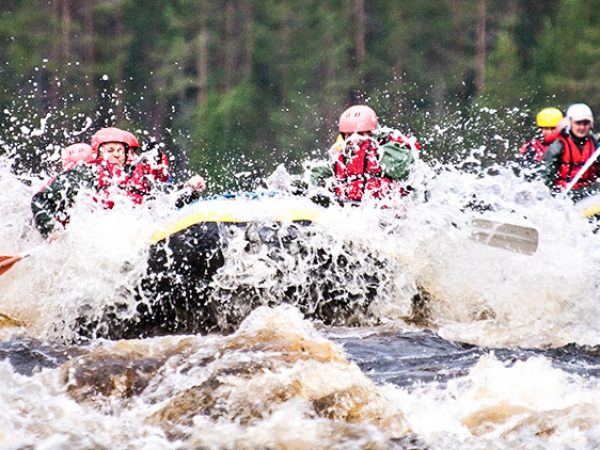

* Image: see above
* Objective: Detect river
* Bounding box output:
[2,157,600,449]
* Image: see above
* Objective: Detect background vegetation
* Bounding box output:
[1,0,597,190]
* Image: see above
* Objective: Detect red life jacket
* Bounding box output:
[93,159,152,208]
[555,133,598,189]
[519,132,560,162]
[333,132,418,202]
[130,152,170,184]
[519,139,546,162]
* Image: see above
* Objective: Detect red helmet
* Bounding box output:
[338,105,378,133]
[123,130,140,150]
[61,143,94,170]
[90,127,131,154]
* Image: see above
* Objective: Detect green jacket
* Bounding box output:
[31,164,98,238]
[539,139,563,190]
[31,163,200,238]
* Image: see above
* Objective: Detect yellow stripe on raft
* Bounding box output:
[581,204,600,218]
[150,206,324,243]
[150,210,239,243]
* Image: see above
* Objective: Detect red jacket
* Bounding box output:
[93,157,169,208]
[333,131,419,202]
[519,130,561,163]
[554,133,598,189]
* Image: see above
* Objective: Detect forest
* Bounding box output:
[1,0,599,191]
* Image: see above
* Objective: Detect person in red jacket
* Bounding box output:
[31,127,206,239]
[38,142,95,191]
[540,103,599,199]
[61,143,94,170]
[332,105,420,203]
[90,128,184,207]
[518,107,564,170]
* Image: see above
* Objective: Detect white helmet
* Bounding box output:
[566,103,594,125]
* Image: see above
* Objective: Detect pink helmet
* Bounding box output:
[122,130,140,151]
[338,105,379,133]
[61,143,94,170]
[90,127,131,154]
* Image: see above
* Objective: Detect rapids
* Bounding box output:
[2,155,600,449]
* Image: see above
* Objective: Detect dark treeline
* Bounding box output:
[1,0,598,190]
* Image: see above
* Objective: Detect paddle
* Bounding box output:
[469,218,539,255]
[464,141,600,254]
[460,200,539,254]
[561,146,600,219]
[0,245,45,277]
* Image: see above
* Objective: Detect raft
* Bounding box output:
[69,189,545,341]
[77,193,389,340]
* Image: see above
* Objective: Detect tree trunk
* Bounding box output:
[475,0,486,93]
[279,8,292,100]
[82,0,96,101]
[113,0,124,119]
[353,0,365,64]
[349,0,366,102]
[46,0,61,109]
[197,21,209,106]
[241,0,253,79]
[222,0,236,92]
[507,0,518,18]
[452,0,464,67]
[324,32,336,136]
[82,0,95,62]
[451,0,466,98]
[61,0,71,61]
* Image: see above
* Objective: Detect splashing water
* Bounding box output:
[3,107,600,448]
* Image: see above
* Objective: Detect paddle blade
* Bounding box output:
[0,255,23,276]
[470,219,539,255]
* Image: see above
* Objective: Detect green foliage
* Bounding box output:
[405,96,530,170]
[189,82,264,191]
[534,0,600,109]
[1,0,600,183]
[484,31,528,108]
[0,2,50,72]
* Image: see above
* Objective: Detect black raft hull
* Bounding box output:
[75,196,390,340]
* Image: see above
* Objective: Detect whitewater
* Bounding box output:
[2,149,600,449]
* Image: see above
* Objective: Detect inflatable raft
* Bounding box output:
[77,193,391,340]
[68,190,543,341]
